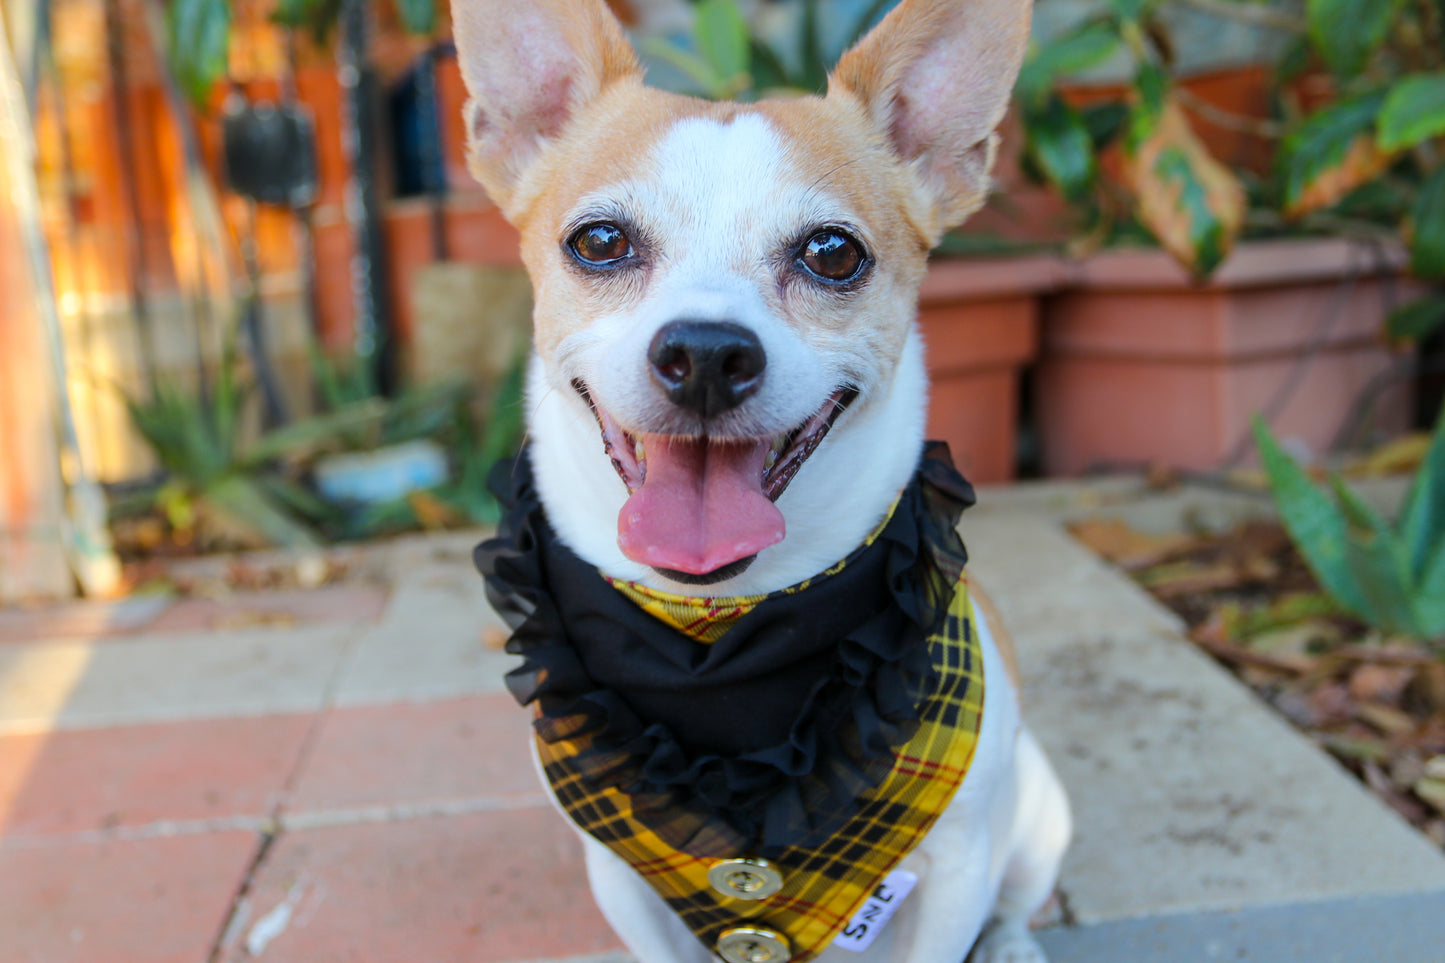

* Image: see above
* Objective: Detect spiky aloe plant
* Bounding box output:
[1253,408,1445,650]
[121,337,388,549]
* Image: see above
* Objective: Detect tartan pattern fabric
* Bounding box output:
[536,577,983,962]
[605,504,898,644]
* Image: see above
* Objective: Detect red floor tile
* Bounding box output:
[1,714,314,838]
[226,808,622,963]
[287,693,544,815]
[0,831,259,963]
[146,585,389,635]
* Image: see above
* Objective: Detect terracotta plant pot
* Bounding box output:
[1034,238,1416,475]
[917,256,1060,483]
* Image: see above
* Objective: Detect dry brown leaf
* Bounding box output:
[1348,663,1418,705]
[1247,624,1329,674]
[1067,519,1197,570]
[1356,702,1418,737]
[1347,432,1432,478]
[1416,777,1445,816]
[214,611,298,631]
[1143,561,1257,598]
[1409,664,1445,713]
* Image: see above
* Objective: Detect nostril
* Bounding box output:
[648,320,766,417]
[721,345,764,386]
[652,345,692,388]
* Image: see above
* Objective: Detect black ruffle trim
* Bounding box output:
[475,442,974,858]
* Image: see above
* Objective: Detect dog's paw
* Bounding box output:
[967,923,1047,963]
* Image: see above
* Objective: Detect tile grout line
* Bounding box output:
[204,598,383,963]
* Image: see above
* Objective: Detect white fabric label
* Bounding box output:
[832,869,919,953]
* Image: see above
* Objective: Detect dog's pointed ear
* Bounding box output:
[451,0,641,214]
[831,0,1032,236]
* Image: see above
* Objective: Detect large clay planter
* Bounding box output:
[918,256,1061,483]
[1034,238,1416,475]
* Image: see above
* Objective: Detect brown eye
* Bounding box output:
[800,230,866,283]
[569,223,633,265]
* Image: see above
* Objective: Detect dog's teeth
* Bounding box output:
[634,439,645,463]
[764,449,778,472]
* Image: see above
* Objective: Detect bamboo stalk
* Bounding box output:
[0,0,120,596]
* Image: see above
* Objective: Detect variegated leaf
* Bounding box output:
[1124,98,1246,276]
[1279,89,1392,218]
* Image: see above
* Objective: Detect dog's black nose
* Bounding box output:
[648,321,765,418]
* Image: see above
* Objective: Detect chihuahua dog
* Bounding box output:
[457,1,1070,961]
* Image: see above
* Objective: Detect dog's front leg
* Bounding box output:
[581,834,714,963]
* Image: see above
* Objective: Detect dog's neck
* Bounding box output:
[527,327,930,597]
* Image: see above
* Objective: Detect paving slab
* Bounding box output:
[221,808,623,963]
[146,584,389,635]
[333,561,518,706]
[0,625,353,733]
[0,830,259,963]
[286,692,546,821]
[962,502,1445,925]
[1035,890,1445,962]
[0,714,313,840]
[0,594,174,645]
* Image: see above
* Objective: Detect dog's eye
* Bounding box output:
[799,230,866,283]
[569,223,633,266]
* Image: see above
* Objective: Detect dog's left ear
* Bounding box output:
[831,0,1032,236]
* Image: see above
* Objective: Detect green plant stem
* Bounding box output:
[1171,0,1308,34]
[1175,85,1287,138]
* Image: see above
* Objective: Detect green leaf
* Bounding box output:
[1330,478,1426,636]
[272,0,324,29]
[798,0,827,94]
[1410,165,1445,279]
[640,38,730,99]
[204,475,321,550]
[1278,88,1391,215]
[1306,0,1402,77]
[1417,540,1445,640]
[1253,417,1371,616]
[1399,404,1445,579]
[1124,98,1245,276]
[1082,101,1130,147]
[1017,21,1124,106]
[245,397,389,466]
[1387,294,1445,342]
[167,0,233,104]
[1379,72,1445,152]
[1109,0,1153,23]
[392,0,435,35]
[1024,96,1098,200]
[694,0,752,95]
[1125,62,1170,150]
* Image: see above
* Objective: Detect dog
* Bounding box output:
[456,1,1071,961]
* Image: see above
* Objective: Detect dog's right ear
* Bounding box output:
[451,0,641,214]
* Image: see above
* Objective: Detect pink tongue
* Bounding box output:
[617,434,785,574]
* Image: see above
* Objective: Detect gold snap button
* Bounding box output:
[708,858,785,900]
[716,925,791,963]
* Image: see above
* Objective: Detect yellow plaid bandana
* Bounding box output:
[537,573,982,963]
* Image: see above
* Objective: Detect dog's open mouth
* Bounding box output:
[574,381,857,580]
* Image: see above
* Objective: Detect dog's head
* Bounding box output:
[453,0,1030,593]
